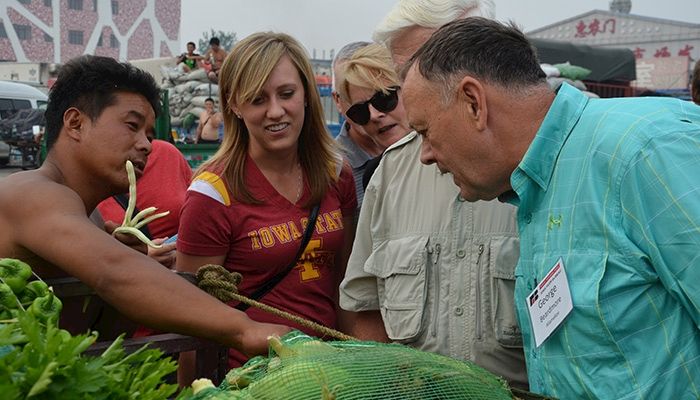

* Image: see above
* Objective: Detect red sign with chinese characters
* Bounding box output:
[575,18,617,38]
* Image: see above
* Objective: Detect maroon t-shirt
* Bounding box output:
[178,155,356,366]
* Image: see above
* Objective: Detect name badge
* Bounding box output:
[526,257,573,347]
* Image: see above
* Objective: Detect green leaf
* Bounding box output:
[0,381,22,399]
[27,360,57,397]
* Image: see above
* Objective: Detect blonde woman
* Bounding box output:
[336,43,411,187]
[336,43,410,151]
[176,32,357,371]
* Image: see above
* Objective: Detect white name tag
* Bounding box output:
[526,258,573,347]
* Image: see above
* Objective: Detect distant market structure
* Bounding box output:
[527,3,700,96]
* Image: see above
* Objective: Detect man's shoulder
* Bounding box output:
[2,170,78,201]
[151,139,184,157]
[367,132,424,187]
[384,131,418,155]
[380,132,420,164]
[1,171,50,198]
[0,170,88,231]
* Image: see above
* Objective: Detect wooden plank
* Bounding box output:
[44,275,229,385]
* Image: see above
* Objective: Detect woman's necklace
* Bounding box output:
[294,164,303,204]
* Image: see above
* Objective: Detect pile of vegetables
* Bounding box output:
[185,331,517,400]
[0,258,180,399]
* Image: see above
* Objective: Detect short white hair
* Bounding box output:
[332,41,372,91]
[373,0,496,48]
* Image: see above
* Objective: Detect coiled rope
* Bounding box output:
[193,264,355,341]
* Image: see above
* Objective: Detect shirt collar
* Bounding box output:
[336,123,373,168]
[511,83,589,197]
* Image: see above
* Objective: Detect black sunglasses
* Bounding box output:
[345,86,400,125]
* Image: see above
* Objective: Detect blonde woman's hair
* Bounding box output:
[337,43,400,104]
[195,31,340,207]
[373,0,495,48]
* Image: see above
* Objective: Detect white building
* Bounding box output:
[528,5,700,91]
[0,0,181,64]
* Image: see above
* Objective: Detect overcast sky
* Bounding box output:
[180,0,700,56]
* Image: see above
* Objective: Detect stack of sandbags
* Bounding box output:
[540,62,599,98]
[160,66,221,128]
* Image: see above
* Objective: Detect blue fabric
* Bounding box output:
[510,83,700,399]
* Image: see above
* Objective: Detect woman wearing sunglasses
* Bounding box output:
[336,44,413,187]
[175,32,357,382]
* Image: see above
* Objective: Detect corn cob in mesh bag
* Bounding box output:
[185,330,544,400]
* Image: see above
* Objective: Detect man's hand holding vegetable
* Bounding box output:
[146,238,177,268]
[103,219,149,255]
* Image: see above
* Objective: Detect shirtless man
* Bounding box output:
[0,55,288,354]
[195,98,222,144]
[203,37,227,83]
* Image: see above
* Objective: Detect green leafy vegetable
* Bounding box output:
[0,282,19,310]
[27,291,62,324]
[0,258,32,293]
[18,280,50,308]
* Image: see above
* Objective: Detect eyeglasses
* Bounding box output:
[345,86,400,125]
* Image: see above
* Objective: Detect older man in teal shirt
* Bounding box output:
[402,17,700,400]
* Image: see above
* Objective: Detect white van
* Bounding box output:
[0,81,48,166]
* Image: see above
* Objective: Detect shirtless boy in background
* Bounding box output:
[195,97,222,144]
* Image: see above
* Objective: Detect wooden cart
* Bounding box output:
[44,275,229,386]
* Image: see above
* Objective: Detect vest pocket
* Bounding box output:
[364,235,429,342]
[489,235,523,348]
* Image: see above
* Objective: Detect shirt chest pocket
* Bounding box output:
[364,236,429,342]
[489,236,523,348]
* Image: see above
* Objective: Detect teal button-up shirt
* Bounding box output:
[510,83,700,399]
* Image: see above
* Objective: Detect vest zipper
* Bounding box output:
[430,243,441,338]
[475,243,485,340]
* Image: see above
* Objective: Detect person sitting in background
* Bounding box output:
[176,32,357,378]
[339,0,527,390]
[0,54,289,353]
[203,37,227,83]
[176,41,203,73]
[195,97,222,144]
[332,41,385,211]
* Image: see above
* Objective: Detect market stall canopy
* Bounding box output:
[530,38,637,82]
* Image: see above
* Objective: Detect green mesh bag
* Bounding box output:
[185,330,542,400]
